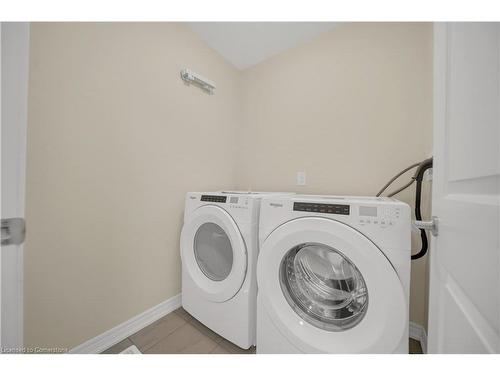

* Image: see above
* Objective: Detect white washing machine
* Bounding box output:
[180,191,292,349]
[257,195,411,353]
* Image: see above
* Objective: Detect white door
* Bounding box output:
[0,22,30,351]
[428,23,500,353]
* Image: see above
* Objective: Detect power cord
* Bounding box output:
[376,162,421,197]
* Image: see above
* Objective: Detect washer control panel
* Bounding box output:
[358,205,401,227]
[229,196,249,210]
[200,195,227,203]
[293,202,350,215]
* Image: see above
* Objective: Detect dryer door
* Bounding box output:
[257,217,407,353]
[181,205,247,302]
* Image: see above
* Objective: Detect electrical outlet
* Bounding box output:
[297,171,306,186]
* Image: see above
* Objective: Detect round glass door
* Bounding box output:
[279,242,368,331]
[181,205,247,302]
[194,222,233,281]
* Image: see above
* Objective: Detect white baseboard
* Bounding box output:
[409,321,428,354]
[69,294,181,354]
[69,296,425,354]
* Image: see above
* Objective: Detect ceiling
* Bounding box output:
[186,22,340,70]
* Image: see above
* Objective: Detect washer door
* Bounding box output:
[257,217,407,353]
[181,205,247,302]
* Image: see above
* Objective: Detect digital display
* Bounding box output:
[293,202,350,215]
[229,197,239,204]
[200,195,227,203]
[359,206,378,217]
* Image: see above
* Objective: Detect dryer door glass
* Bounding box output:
[280,242,368,331]
[194,222,233,281]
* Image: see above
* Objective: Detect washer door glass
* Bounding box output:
[194,222,233,281]
[280,242,368,331]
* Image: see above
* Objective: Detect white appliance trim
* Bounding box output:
[409,321,428,354]
[69,294,181,354]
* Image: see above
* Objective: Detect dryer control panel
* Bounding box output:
[200,195,227,203]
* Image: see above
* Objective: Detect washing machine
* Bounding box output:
[180,191,293,349]
[256,195,411,353]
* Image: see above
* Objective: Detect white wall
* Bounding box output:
[24,23,240,349]
[236,22,433,329]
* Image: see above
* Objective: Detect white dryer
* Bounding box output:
[257,195,411,353]
[180,191,292,349]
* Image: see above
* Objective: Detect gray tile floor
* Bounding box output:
[409,338,423,354]
[102,308,422,354]
[102,307,255,354]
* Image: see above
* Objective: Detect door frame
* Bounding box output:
[0,22,30,351]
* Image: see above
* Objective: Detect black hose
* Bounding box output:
[411,158,433,260]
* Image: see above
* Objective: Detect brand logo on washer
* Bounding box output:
[269,203,283,208]
[189,196,196,200]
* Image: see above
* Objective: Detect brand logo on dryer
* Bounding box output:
[269,203,284,208]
